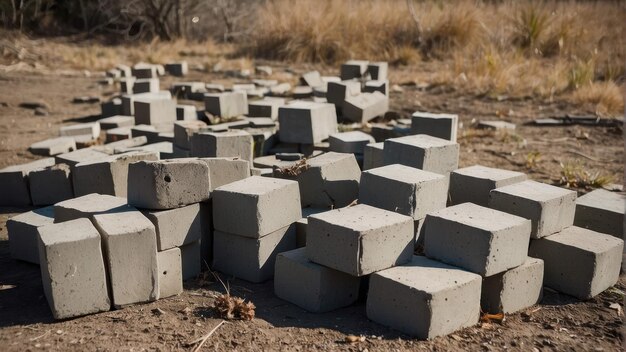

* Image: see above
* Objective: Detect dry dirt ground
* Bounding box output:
[0,64,624,351]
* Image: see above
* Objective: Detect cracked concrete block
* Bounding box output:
[0,158,55,206]
[529,226,623,299]
[127,159,211,210]
[489,180,577,238]
[204,92,248,118]
[359,164,448,221]
[59,123,100,140]
[383,134,459,175]
[98,115,135,130]
[190,130,253,162]
[213,176,301,237]
[307,204,414,276]
[198,157,250,191]
[340,60,369,80]
[278,101,338,144]
[29,163,73,206]
[53,193,132,223]
[73,151,159,197]
[55,148,110,169]
[7,206,54,264]
[174,120,207,149]
[176,104,197,121]
[367,62,388,80]
[29,137,76,156]
[449,165,527,207]
[212,224,297,283]
[363,142,384,170]
[342,92,389,123]
[157,247,183,298]
[423,203,532,277]
[143,203,205,251]
[327,81,361,107]
[329,131,375,154]
[411,112,459,142]
[38,218,111,319]
[366,255,481,339]
[134,97,177,125]
[180,240,201,280]
[274,248,361,313]
[481,257,544,314]
[93,210,159,307]
[574,189,625,238]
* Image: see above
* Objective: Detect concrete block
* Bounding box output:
[363,142,384,170]
[328,131,375,154]
[204,92,248,118]
[307,204,414,276]
[132,63,158,78]
[300,71,323,87]
[134,98,177,125]
[7,206,54,264]
[73,151,159,197]
[199,157,250,191]
[180,240,201,280]
[165,62,188,76]
[38,218,111,319]
[481,257,544,314]
[98,115,135,130]
[278,101,338,144]
[127,159,211,210]
[327,80,361,107]
[93,210,159,307]
[54,193,131,223]
[213,176,301,237]
[174,120,207,149]
[59,123,100,140]
[274,248,361,313]
[0,158,55,206]
[96,136,148,154]
[105,126,132,142]
[366,255,481,339]
[190,130,253,162]
[55,148,110,169]
[176,104,197,121]
[449,165,527,207]
[489,180,577,238]
[343,92,389,123]
[383,134,460,175]
[367,62,388,80]
[340,60,369,80]
[212,225,297,283]
[254,155,299,169]
[29,164,73,206]
[143,203,204,251]
[411,112,459,142]
[120,77,135,94]
[295,208,329,248]
[360,164,448,221]
[292,86,313,99]
[270,83,291,95]
[119,141,174,159]
[423,203,532,276]
[248,98,285,120]
[133,78,160,94]
[574,189,625,238]
[29,137,76,156]
[529,226,623,299]
[101,98,123,118]
[116,64,132,77]
[157,247,183,298]
[121,91,171,116]
[363,80,388,96]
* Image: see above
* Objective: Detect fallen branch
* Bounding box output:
[188,320,225,352]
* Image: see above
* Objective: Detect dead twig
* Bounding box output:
[188,320,225,352]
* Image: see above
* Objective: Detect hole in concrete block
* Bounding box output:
[164,175,172,183]
[163,270,168,275]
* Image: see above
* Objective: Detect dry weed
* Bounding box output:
[213,294,256,321]
[559,161,614,190]
[571,81,625,118]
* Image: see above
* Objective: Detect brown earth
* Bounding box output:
[0,64,624,351]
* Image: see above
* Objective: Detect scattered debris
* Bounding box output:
[212,294,256,321]
[273,158,309,177]
[151,308,165,316]
[608,303,623,317]
[19,100,50,110]
[480,312,505,324]
[344,335,366,344]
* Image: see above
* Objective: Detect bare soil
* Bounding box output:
[0,64,624,351]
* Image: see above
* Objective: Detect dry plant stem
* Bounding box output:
[189,320,225,352]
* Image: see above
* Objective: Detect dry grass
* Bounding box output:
[571,82,625,118]
[559,161,614,190]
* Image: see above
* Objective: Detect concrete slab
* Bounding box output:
[121,91,171,116]
[105,126,132,142]
[7,206,54,264]
[449,165,527,206]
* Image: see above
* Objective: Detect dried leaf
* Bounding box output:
[274,158,309,178]
[212,294,256,321]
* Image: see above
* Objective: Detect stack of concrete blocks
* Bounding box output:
[29,137,76,156]
[573,189,625,238]
[275,204,413,313]
[0,158,55,206]
[212,176,301,283]
[277,101,338,153]
[489,180,624,299]
[411,112,459,142]
[449,165,527,206]
[328,131,375,166]
[359,164,448,247]
[363,142,384,170]
[204,92,248,119]
[383,134,459,177]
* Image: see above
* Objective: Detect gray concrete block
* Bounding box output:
[120,77,135,94]
[198,157,250,191]
[340,60,369,80]
[143,203,205,251]
[300,71,323,87]
[307,204,414,276]
[367,62,388,80]
[119,141,175,159]
[180,240,201,280]
[481,257,544,314]
[363,80,388,96]
[133,78,160,94]
[366,255,481,339]
[0,158,55,206]
[134,98,177,125]
[204,92,248,118]
[101,98,123,118]
[383,134,460,175]
[327,80,361,107]
[199,202,213,270]
[212,224,296,283]
[295,208,328,248]
[278,101,338,144]
[105,126,132,143]
[529,226,623,299]
[59,123,100,140]
[449,165,527,207]
[121,91,171,116]
[165,62,188,76]
[274,248,361,313]
[29,137,76,156]
[73,151,159,197]
[176,104,197,121]
[132,63,158,78]
[92,210,158,307]
[98,115,135,130]
[489,180,577,239]
[292,86,313,99]
[55,148,110,169]
[96,136,148,154]
[328,131,375,154]
[173,120,207,149]
[190,130,253,162]
[213,176,301,237]
[363,142,384,170]
[127,159,211,210]
[411,111,459,142]
[343,92,389,123]
[157,247,183,298]
[253,155,298,169]
[7,206,54,264]
[248,98,285,120]
[423,203,532,276]
[53,193,131,223]
[360,164,448,221]
[38,218,111,319]
[29,164,73,206]
[574,189,625,238]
